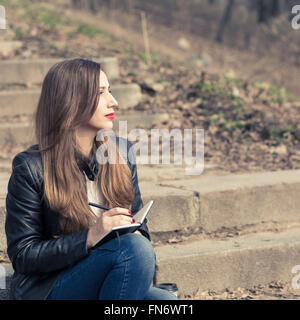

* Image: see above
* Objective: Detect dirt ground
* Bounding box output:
[180,280,300,300]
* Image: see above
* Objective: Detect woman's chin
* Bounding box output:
[98,122,113,130]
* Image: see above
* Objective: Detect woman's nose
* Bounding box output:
[109,94,118,108]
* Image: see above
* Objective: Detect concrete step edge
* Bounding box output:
[0,57,120,84]
[0,83,143,116]
[154,226,300,295]
[1,169,300,236]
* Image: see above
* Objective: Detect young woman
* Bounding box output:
[5,58,178,300]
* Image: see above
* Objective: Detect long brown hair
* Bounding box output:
[26,58,134,234]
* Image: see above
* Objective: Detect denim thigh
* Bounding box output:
[47,233,156,300]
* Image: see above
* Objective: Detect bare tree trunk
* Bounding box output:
[110,0,116,19]
[127,0,134,13]
[271,0,281,17]
[176,1,190,33]
[216,0,235,43]
[257,0,271,23]
[72,0,84,9]
[126,0,134,28]
[89,0,101,13]
[257,0,284,23]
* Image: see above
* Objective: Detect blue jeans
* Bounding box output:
[46,233,178,300]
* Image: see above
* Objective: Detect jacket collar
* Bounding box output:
[75,138,98,180]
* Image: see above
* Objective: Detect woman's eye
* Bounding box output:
[98,90,112,95]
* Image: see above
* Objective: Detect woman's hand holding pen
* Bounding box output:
[86,207,135,249]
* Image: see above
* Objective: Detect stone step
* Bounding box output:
[0,84,142,116]
[1,227,300,298]
[0,263,13,300]
[0,112,170,146]
[0,57,119,85]
[154,227,300,296]
[1,168,300,251]
[142,169,300,233]
[0,122,34,146]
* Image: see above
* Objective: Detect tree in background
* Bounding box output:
[216,0,235,43]
[257,0,283,23]
[71,0,105,12]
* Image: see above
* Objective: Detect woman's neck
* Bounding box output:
[75,128,97,159]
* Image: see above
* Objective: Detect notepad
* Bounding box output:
[92,200,154,248]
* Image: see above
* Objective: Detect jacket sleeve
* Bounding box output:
[127,140,151,241]
[5,153,90,275]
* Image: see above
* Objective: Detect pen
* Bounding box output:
[88,202,134,217]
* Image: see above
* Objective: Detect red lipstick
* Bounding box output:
[105,113,114,119]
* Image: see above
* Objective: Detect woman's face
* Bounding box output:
[87,70,118,130]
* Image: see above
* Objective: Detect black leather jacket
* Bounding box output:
[5,136,150,300]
